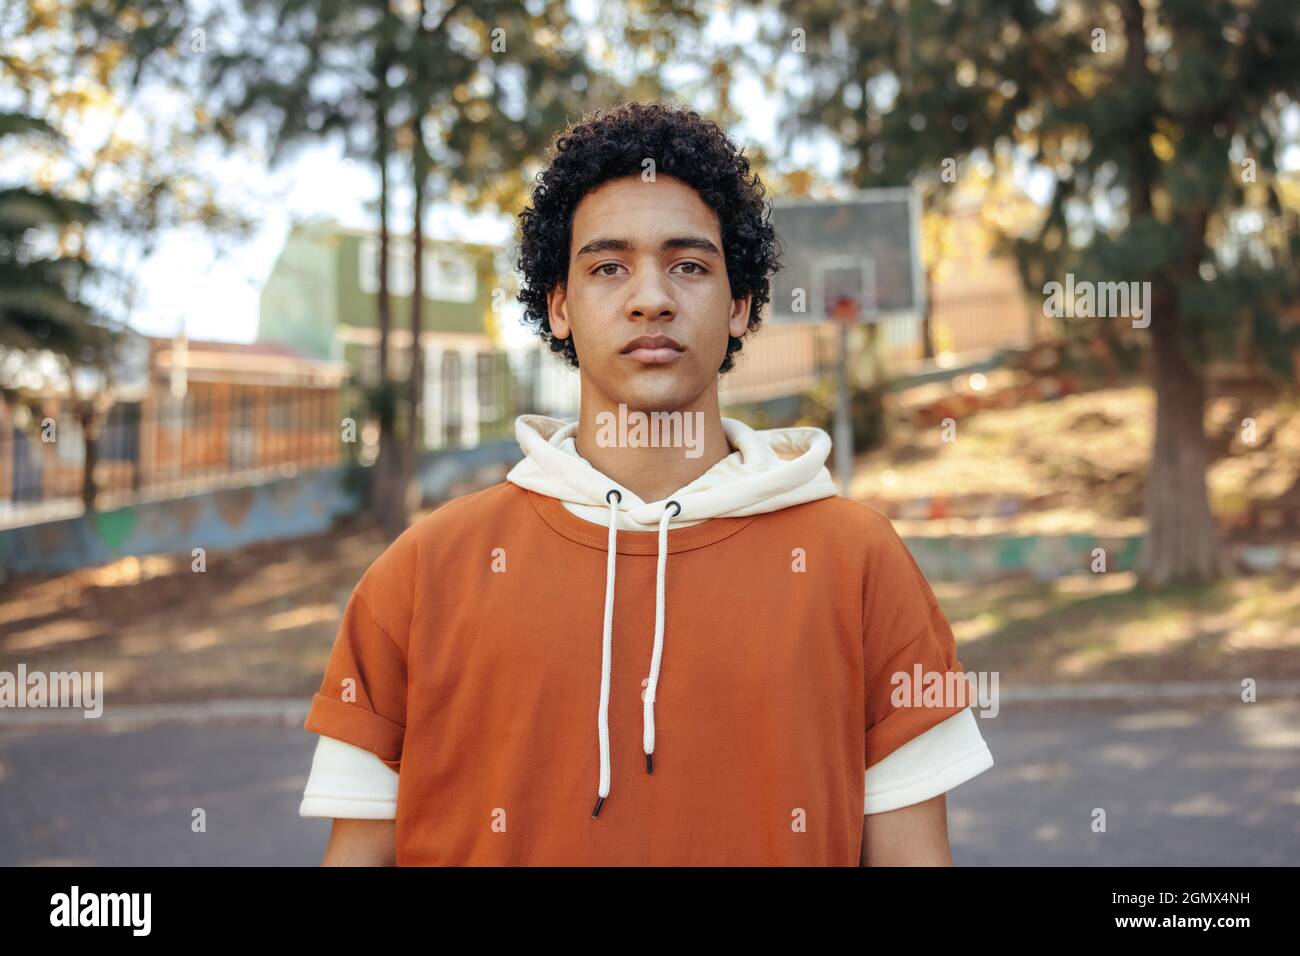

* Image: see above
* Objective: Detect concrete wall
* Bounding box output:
[0,468,362,577]
[0,434,1145,583]
[0,439,526,578]
[906,533,1144,583]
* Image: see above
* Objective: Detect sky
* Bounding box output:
[122,138,524,344]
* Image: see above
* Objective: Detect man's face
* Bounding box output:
[547,174,751,413]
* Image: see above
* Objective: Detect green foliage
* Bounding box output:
[199,0,619,214]
[362,379,400,421]
[799,377,887,452]
[0,113,121,392]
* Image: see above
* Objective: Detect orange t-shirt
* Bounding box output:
[304,481,974,865]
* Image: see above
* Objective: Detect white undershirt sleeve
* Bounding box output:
[864,708,994,814]
[299,734,400,819]
[302,712,993,820]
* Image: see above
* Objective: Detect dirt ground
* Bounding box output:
[0,509,416,705]
[853,384,1300,535]
[935,570,1300,684]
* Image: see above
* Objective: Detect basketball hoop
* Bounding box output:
[828,295,860,324]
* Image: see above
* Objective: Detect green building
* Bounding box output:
[257,219,515,448]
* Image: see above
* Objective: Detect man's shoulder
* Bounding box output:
[779,494,902,543]
[360,482,528,584]
[767,495,921,577]
[402,480,530,546]
[347,483,529,627]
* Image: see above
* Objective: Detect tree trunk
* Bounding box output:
[1122,0,1224,587]
[1138,286,1225,586]
[369,45,406,539]
[79,400,98,513]
[921,268,936,360]
[400,117,427,529]
[398,14,442,531]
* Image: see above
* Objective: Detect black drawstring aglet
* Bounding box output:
[646,753,654,774]
[592,795,605,818]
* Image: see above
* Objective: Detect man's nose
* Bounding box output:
[625,265,676,320]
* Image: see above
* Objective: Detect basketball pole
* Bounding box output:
[833,317,853,495]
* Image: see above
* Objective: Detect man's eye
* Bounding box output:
[674,261,707,274]
[594,263,622,276]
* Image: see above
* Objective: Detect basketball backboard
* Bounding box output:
[767,188,925,324]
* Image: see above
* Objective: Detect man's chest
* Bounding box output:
[405,541,864,743]
[390,524,871,865]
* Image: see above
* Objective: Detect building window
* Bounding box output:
[359,236,476,303]
[358,237,414,297]
[55,417,85,464]
[441,351,462,447]
[477,352,500,419]
[356,346,379,388]
[424,251,476,303]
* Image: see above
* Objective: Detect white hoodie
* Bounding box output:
[299,413,990,820]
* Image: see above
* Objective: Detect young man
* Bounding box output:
[298,101,993,866]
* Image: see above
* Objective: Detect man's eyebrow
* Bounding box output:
[662,236,721,256]
[573,237,632,259]
[573,236,723,259]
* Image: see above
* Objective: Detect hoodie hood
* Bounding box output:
[505,413,837,817]
[506,413,837,530]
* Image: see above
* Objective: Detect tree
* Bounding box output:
[4,0,255,509]
[186,0,402,530]
[0,117,109,372]
[0,113,120,511]
[758,0,1300,585]
[389,0,628,532]
[201,0,615,537]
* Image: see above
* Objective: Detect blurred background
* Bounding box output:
[1,0,1297,865]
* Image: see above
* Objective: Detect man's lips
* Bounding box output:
[620,335,685,354]
[621,335,685,365]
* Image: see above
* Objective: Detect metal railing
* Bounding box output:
[0,388,346,527]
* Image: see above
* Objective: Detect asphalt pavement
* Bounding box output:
[1,698,1296,866]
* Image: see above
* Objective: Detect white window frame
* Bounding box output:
[422,250,477,303]
[358,237,414,297]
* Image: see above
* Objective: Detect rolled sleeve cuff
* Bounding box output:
[299,794,397,819]
[303,692,405,769]
[864,690,973,768]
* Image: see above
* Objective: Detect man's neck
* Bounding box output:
[572,387,734,504]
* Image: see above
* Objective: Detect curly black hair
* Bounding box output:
[515,101,780,374]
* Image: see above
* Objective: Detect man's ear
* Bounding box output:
[547,283,571,340]
[728,294,752,339]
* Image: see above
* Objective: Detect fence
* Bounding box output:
[0,386,345,527]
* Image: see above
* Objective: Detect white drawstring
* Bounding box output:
[592,492,680,819]
[642,500,679,772]
[593,489,621,818]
